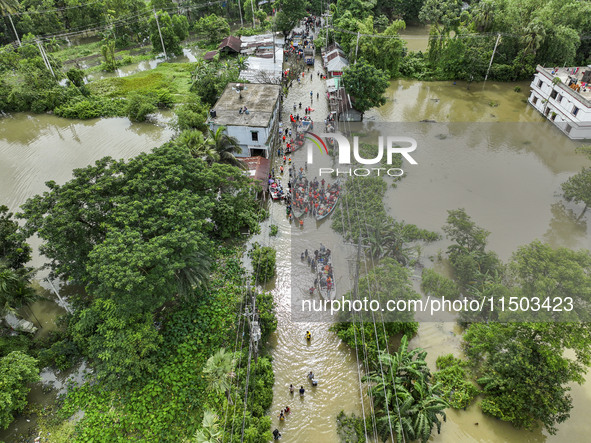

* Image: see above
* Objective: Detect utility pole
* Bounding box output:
[153,9,168,60]
[36,41,56,79]
[45,278,72,313]
[238,0,243,27]
[8,14,21,47]
[484,33,501,82]
[354,31,360,63]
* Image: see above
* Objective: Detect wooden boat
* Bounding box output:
[291,173,308,219]
[314,180,340,221]
[313,246,336,300]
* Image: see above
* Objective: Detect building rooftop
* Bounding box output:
[242,156,271,189]
[209,82,281,127]
[218,36,242,53]
[327,56,349,73]
[538,65,591,103]
[239,47,283,83]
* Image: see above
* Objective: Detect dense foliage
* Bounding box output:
[53,247,276,441]
[248,243,276,284]
[364,337,448,443]
[18,143,264,387]
[432,354,479,409]
[0,351,40,429]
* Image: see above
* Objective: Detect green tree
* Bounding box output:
[193,14,230,44]
[0,265,36,316]
[274,0,307,36]
[204,126,245,169]
[126,92,157,122]
[0,351,40,429]
[190,410,222,443]
[248,243,276,283]
[173,97,209,132]
[562,166,591,217]
[341,59,389,118]
[0,205,31,271]
[464,322,591,434]
[101,39,117,72]
[149,11,187,55]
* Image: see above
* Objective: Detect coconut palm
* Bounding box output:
[205,126,245,169]
[174,250,211,300]
[203,348,236,403]
[0,265,36,316]
[522,19,546,56]
[0,0,18,15]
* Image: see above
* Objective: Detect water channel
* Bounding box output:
[2,57,591,442]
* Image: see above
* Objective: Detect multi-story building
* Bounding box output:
[207,82,282,158]
[528,65,591,139]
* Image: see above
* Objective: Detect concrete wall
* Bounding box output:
[528,70,591,139]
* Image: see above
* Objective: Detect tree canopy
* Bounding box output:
[341,59,389,116]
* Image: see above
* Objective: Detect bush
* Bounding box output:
[54,96,126,119]
[269,224,278,236]
[126,93,157,122]
[173,97,209,132]
[248,242,276,284]
[420,268,460,300]
[433,354,479,409]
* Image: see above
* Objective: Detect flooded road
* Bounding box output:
[1,49,591,441]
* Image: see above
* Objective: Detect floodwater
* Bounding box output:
[400,25,431,52]
[1,49,591,443]
[270,48,591,442]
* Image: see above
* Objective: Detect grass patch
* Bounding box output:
[87,63,195,102]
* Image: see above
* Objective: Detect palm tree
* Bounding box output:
[0,0,18,15]
[174,250,211,300]
[364,217,393,259]
[522,19,546,57]
[203,348,236,404]
[188,410,222,443]
[205,126,245,169]
[0,265,36,316]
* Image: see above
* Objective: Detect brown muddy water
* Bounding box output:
[1,62,590,442]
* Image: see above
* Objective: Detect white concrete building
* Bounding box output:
[207,82,282,158]
[528,65,591,139]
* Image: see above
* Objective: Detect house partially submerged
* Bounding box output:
[528,65,591,139]
[218,36,242,54]
[207,82,282,158]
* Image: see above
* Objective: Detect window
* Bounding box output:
[251,131,259,142]
[566,124,573,134]
[550,90,558,99]
[572,106,580,116]
[537,79,543,88]
[532,96,539,105]
[557,94,562,103]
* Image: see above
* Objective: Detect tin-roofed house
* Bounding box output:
[218,36,242,55]
[207,82,282,158]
